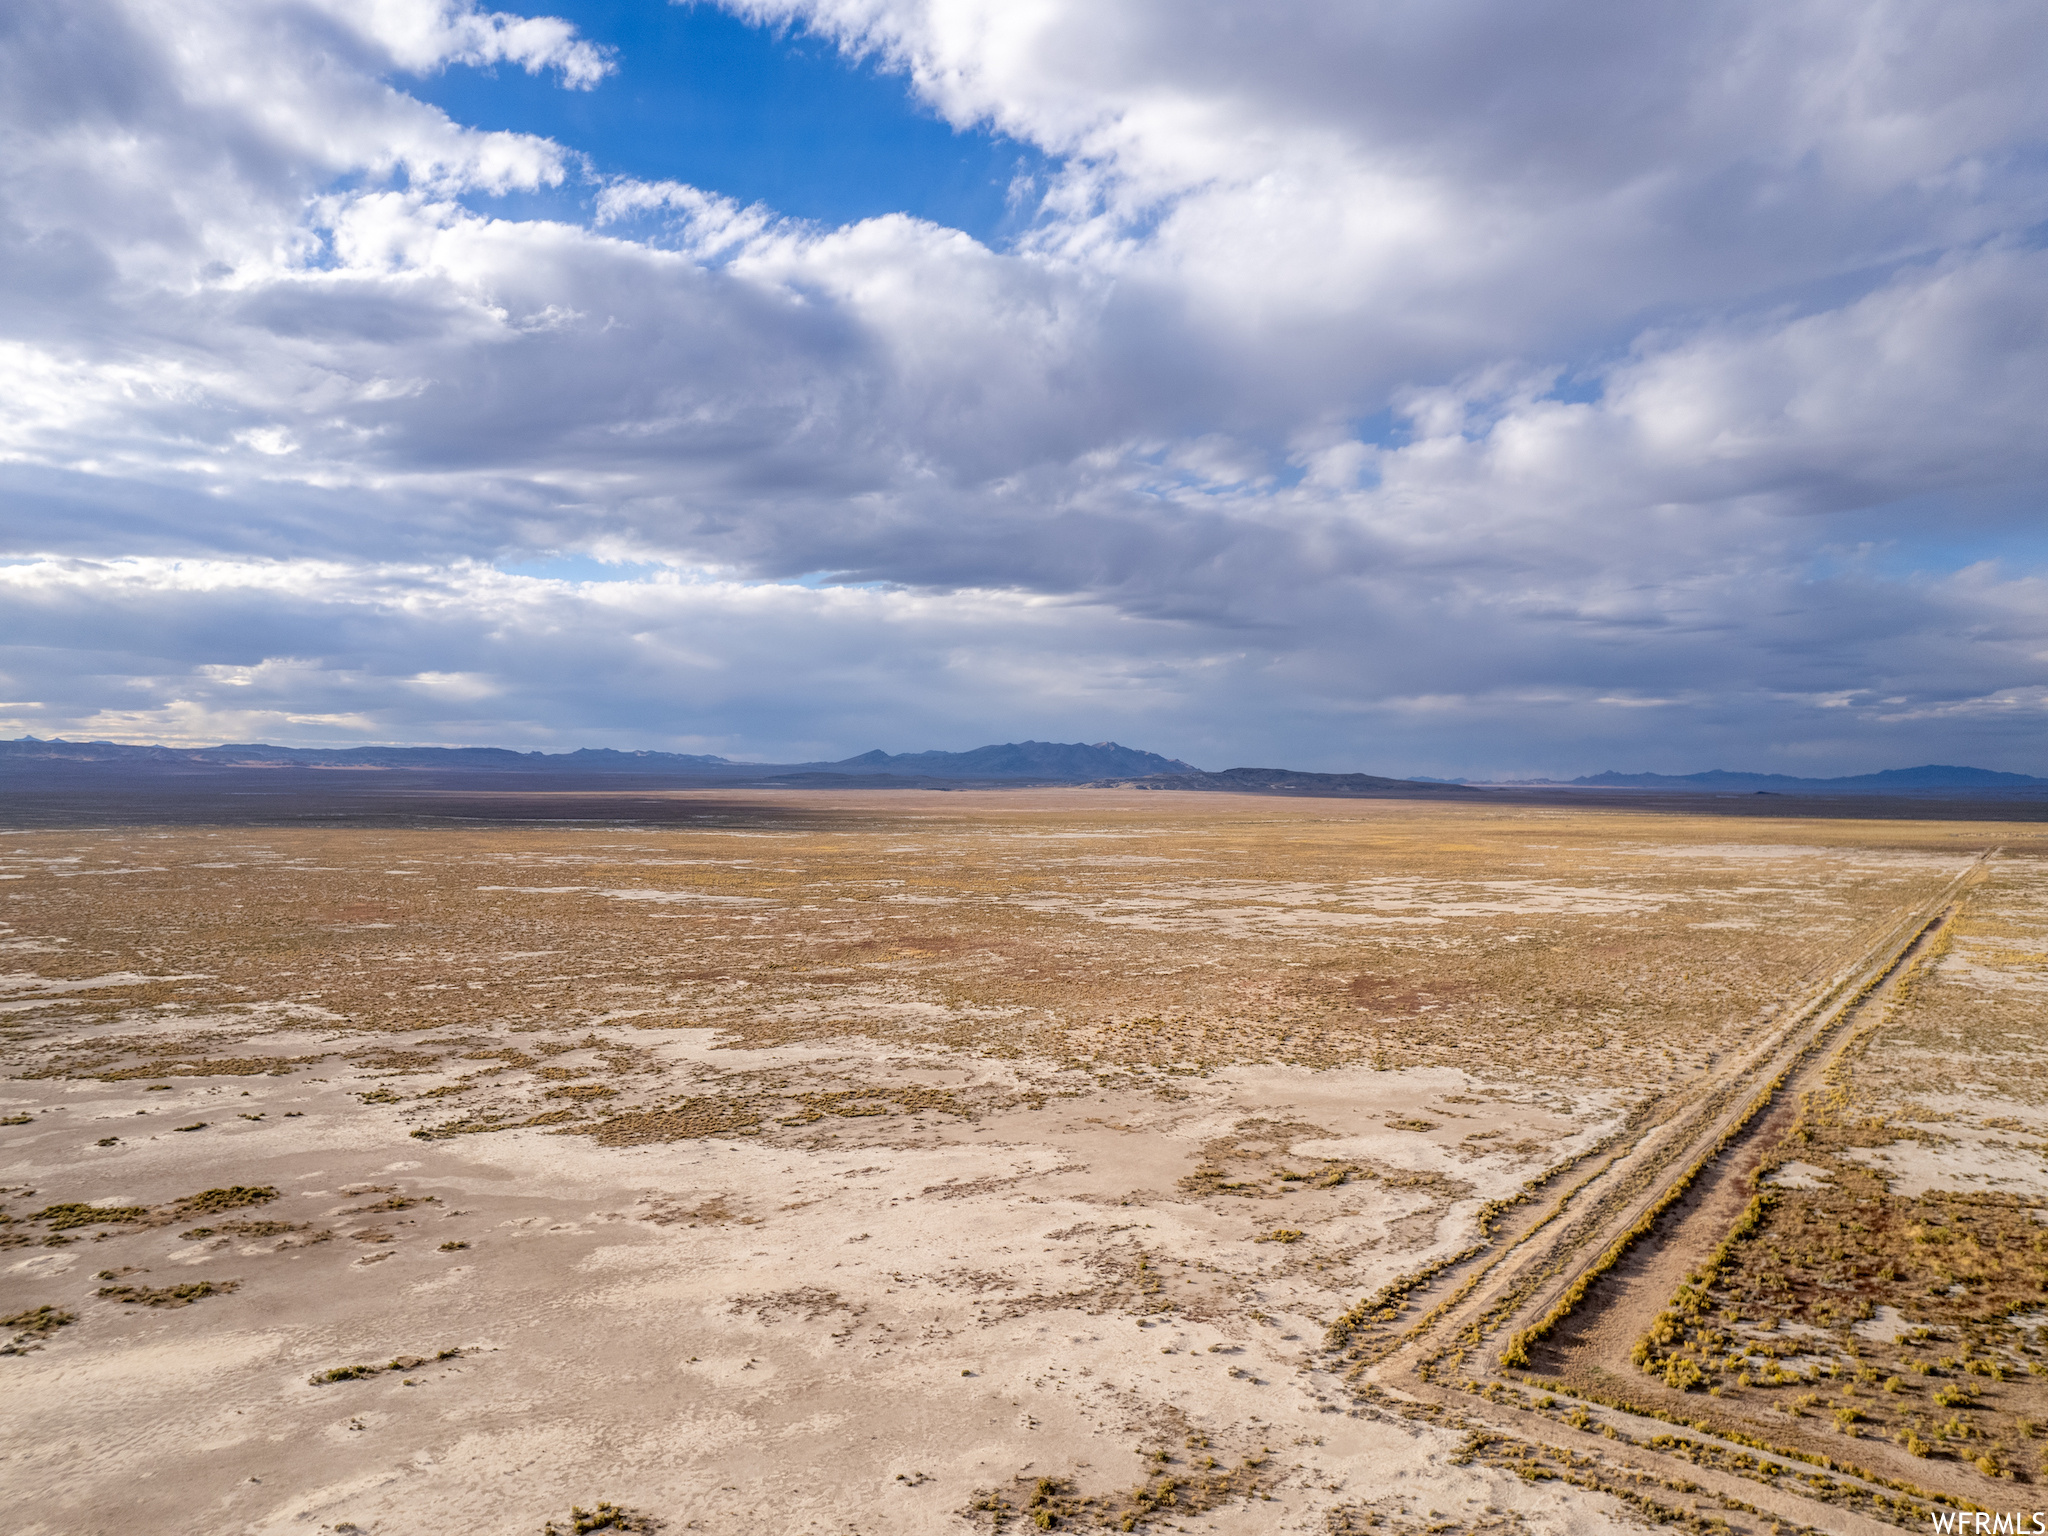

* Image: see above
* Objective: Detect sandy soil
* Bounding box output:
[3,1061,1629,1535]
[1,790,2034,1536]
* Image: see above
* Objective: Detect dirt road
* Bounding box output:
[1346,856,1995,1534]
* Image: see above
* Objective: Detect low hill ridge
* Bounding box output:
[821,740,1198,778]
[1517,763,2047,791]
[0,736,1197,783]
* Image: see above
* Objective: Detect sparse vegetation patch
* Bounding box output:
[174,1185,280,1216]
[311,1347,464,1384]
[98,1280,240,1307]
[2,1305,77,1355]
[541,1502,660,1534]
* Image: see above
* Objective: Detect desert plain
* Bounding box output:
[2,786,2046,1536]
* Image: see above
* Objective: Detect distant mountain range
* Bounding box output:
[1491,764,2047,793]
[2,738,2037,796]
[0,736,1196,783]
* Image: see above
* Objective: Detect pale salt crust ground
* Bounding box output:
[1843,1122,2048,1199]
[0,799,2012,1534]
[1838,908,2048,1200]
[2,1056,1633,1536]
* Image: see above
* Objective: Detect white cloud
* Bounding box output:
[0,0,2045,772]
[312,0,615,88]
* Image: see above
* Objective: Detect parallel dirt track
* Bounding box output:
[1354,855,1997,1533]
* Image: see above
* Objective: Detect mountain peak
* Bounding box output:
[816,740,1201,779]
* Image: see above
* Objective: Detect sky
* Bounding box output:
[3,0,2046,777]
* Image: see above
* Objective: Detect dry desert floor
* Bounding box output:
[2,788,2044,1536]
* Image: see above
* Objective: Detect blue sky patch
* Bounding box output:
[408,1,1054,241]
[495,553,668,582]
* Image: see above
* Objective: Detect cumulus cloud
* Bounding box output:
[317,0,615,87]
[0,0,2044,771]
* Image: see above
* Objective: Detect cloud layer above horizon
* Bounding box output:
[3,0,2046,775]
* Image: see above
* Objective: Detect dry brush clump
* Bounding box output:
[1323,1503,1539,1536]
[1,1304,77,1355]
[174,1185,280,1216]
[97,1280,240,1307]
[967,1442,1277,1531]
[540,1502,661,1535]
[310,1346,464,1384]
[3,1184,281,1250]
